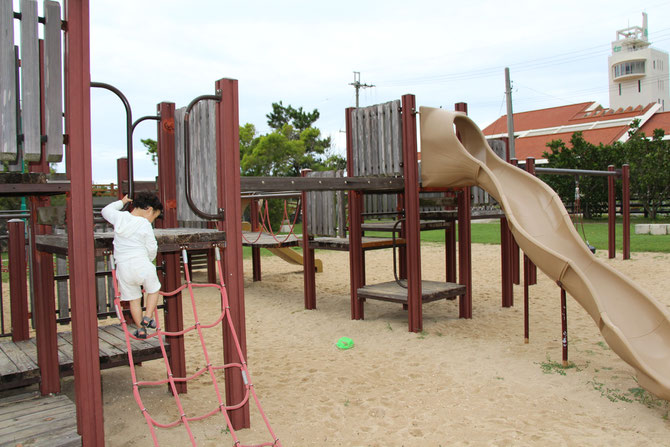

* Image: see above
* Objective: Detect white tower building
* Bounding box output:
[608,13,669,111]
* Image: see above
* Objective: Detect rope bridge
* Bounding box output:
[111,247,281,446]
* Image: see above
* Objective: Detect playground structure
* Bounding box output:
[0,1,278,445]
[421,106,670,401]
[0,1,662,445]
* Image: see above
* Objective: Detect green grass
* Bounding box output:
[245,216,670,256]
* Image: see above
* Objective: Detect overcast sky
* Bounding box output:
[47,0,670,181]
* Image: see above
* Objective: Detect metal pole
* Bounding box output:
[301,169,316,309]
[505,67,515,160]
[608,165,616,258]
[561,288,569,366]
[622,164,630,259]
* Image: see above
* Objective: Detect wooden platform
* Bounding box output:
[0,392,80,446]
[357,280,466,304]
[241,231,300,248]
[310,236,406,251]
[36,228,227,256]
[0,324,167,391]
[361,219,454,232]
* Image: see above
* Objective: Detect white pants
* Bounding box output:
[116,259,161,301]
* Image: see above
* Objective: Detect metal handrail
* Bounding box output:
[91,82,135,199]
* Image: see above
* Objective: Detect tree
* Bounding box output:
[622,122,670,220]
[240,101,345,177]
[142,138,158,165]
[542,132,621,219]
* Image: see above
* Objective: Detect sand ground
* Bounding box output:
[59,243,670,446]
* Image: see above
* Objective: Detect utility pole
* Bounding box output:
[349,71,374,108]
[504,67,516,160]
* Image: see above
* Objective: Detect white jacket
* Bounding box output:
[101,200,157,264]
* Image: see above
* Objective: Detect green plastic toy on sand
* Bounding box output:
[335,337,354,350]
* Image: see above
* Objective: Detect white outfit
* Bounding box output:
[101,200,161,301]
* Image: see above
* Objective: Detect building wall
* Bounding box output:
[609,42,669,112]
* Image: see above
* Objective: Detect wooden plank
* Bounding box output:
[391,99,402,174]
[19,0,40,162]
[0,0,17,161]
[43,0,63,162]
[241,231,300,248]
[0,394,79,446]
[357,280,465,304]
[336,170,346,238]
[0,343,21,375]
[377,103,387,174]
[240,175,405,193]
[56,254,69,319]
[95,256,106,314]
[0,339,37,373]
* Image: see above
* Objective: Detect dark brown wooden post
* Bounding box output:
[64,0,105,443]
[215,78,250,429]
[402,94,422,332]
[510,158,520,285]
[301,169,317,309]
[622,164,630,260]
[250,199,261,281]
[500,217,513,308]
[116,157,128,198]
[346,107,365,320]
[608,165,616,259]
[156,101,187,394]
[8,220,29,342]
[29,39,60,394]
[455,102,472,319]
[445,191,457,283]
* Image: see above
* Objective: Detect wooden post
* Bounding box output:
[445,191,457,283]
[250,199,261,281]
[155,101,187,394]
[454,103,472,319]
[607,165,616,259]
[8,220,29,342]
[301,169,316,309]
[215,78,250,429]
[28,46,60,392]
[523,253,530,343]
[64,0,105,443]
[500,217,513,308]
[622,164,630,260]
[346,107,365,320]
[402,94,422,332]
[116,157,128,198]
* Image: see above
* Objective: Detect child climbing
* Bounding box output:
[102,192,164,339]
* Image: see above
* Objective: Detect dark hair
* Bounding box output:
[133,192,163,213]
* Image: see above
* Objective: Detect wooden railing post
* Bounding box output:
[8,219,29,342]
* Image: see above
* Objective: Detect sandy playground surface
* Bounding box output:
[60,242,670,446]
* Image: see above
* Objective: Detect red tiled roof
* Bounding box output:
[512,126,630,160]
[483,102,656,135]
[639,110,670,135]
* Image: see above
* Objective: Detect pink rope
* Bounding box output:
[110,248,281,447]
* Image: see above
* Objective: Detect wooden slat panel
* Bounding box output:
[0,0,17,161]
[336,170,346,238]
[390,99,402,174]
[19,0,40,161]
[43,0,62,162]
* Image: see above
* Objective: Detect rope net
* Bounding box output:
[241,198,301,245]
[111,247,281,447]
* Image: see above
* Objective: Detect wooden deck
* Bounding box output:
[0,392,80,446]
[309,236,406,251]
[0,324,167,391]
[241,231,300,248]
[358,280,466,304]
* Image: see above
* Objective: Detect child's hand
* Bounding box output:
[121,195,133,205]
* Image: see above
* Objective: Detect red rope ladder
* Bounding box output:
[111,247,281,446]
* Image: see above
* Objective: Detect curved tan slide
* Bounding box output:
[420,107,670,400]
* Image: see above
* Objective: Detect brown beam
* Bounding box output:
[64,0,105,443]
